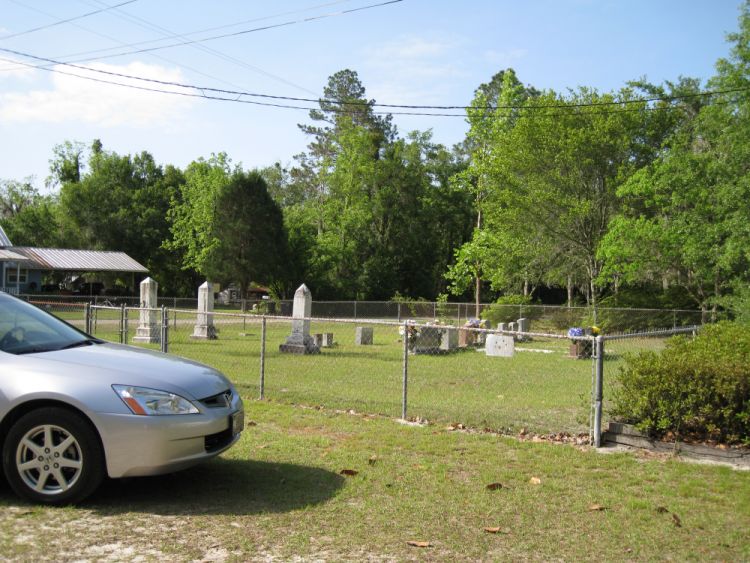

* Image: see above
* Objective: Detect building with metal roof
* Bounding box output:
[0,224,147,295]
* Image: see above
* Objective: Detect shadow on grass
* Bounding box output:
[0,458,344,515]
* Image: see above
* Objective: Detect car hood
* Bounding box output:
[21,342,233,400]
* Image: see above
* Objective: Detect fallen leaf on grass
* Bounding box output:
[486,482,504,491]
[368,456,378,466]
[656,506,669,514]
[246,421,257,427]
[588,504,606,512]
[672,513,682,528]
[406,541,432,548]
[483,527,509,534]
[529,477,542,485]
[339,469,359,476]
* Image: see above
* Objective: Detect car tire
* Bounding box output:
[2,407,105,505]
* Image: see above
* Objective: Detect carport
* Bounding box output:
[0,224,147,295]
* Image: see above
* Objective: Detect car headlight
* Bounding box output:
[113,385,199,415]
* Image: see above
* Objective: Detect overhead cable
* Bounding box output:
[2,45,748,114]
[1,54,739,119]
[1,0,139,40]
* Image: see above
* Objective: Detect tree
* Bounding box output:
[448,69,540,312]
[599,2,750,313]
[166,153,234,275]
[167,156,291,297]
[204,171,289,298]
[57,140,192,293]
[0,179,62,247]
[454,86,651,308]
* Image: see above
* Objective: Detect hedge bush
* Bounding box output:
[611,322,750,444]
[481,295,544,326]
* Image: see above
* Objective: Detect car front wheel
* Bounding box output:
[2,407,105,505]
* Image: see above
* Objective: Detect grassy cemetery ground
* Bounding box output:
[55,306,675,435]
[1,401,748,561]
[83,312,612,435]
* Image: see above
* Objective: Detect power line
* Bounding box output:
[11,0,404,66]
[1,0,138,40]
[1,53,738,119]
[56,0,352,62]
[82,0,320,96]
[2,0,317,97]
[2,44,748,114]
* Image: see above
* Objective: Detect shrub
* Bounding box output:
[611,322,750,444]
[481,295,541,326]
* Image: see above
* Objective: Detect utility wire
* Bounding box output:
[82,0,319,96]
[2,0,317,97]
[10,0,403,65]
[1,0,138,40]
[57,0,352,61]
[2,44,748,114]
[1,54,739,119]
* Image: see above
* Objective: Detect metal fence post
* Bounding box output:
[119,303,125,344]
[401,321,409,420]
[161,306,169,353]
[122,305,129,344]
[259,315,267,399]
[84,302,91,334]
[593,335,605,447]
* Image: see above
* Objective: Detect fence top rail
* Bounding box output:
[602,325,699,341]
[92,305,599,340]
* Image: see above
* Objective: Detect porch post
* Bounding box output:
[15,262,20,294]
[1,262,5,292]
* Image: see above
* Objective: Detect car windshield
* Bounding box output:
[0,293,99,355]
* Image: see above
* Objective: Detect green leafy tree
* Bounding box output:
[57,140,192,293]
[166,152,234,275]
[204,171,289,298]
[599,2,750,313]
[0,179,62,247]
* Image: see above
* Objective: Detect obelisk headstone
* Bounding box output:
[133,277,159,344]
[192,281,218,339]
[279,284,319,354]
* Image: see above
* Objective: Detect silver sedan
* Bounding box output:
[0,291,244,504]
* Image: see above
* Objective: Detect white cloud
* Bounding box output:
[484,48,527,66]
[0,61,196,127]
[363,35,468,105]
[0,56,37,79]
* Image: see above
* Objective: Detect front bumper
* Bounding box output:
[93,396,244,478]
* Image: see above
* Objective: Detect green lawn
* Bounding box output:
[1,401,747,561]
[65,309,664,436]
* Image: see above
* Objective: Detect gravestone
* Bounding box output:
[485,334,515,357]
[498,322,508,332]
[440,327,458,351]
[476,320,490,347]
[458,327,475,348]
[313,333,334,348]
[413,326,458,354]
[508,322,517,332]
[280,284,319,354]
[133,277,159,344]
[192,281,218,339]
[355,326,373,345]
[517,317,529,342]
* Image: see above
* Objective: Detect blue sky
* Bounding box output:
[0,0,744,187]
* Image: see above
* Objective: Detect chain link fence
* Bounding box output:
[28,300,701,445]
[19,293,708,329]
